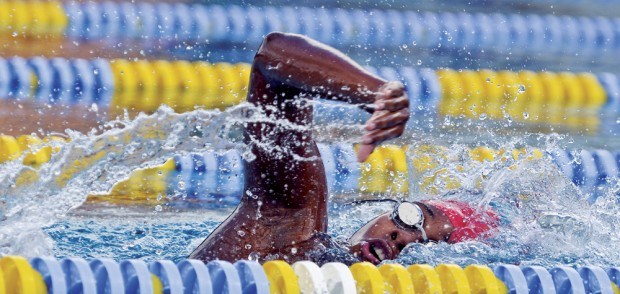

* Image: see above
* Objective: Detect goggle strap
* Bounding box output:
[416,224,429,242]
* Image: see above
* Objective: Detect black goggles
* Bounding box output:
[390,201,428,242]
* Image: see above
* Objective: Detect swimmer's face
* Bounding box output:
[348,202,453,264]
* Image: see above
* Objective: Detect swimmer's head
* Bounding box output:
[348,201,454,264]
[347,200,499,264]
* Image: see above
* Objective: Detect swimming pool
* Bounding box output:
[0,103,617,292]
[3,0,620,293]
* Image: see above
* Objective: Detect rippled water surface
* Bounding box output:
[2,105,620,267]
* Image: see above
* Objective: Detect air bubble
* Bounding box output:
[248,252,260,261]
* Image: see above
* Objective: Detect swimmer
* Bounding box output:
[190,32,498,264]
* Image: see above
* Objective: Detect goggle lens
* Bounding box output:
[394,202,424,228]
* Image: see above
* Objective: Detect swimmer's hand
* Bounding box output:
[357,81,409,162]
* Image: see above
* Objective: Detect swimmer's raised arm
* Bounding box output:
[191,33,408,263]
[254,32,382,103]
[252,32,409,161]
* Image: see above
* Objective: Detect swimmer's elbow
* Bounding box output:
[256,32,304,60]
[254,32,316,84]
[254,32,297,77]
[263,31,288,45]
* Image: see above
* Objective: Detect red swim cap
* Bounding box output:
[423,200,499,243]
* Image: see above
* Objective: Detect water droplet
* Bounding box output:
[291,247,298,254]
[237,230,246,237]
[245,190,257,199]
[517,84,526,94]
[479,113,488,120]
[154,205,162,212]
[245,244,252,249]
[248,252,260,261]
[523,112,529,119]
[416,60,422,66]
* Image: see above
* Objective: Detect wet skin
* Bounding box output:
[190,32,451,264]
[348,202,454,264]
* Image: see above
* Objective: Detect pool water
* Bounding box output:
[46,207,228,262]
[2,105,620,268]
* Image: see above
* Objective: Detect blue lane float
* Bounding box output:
[521,266,556,294]
[550,266,587,294]
[61,257,98,293]
[115,3,137,40]
[607,267,620,290]
[170,150,244,205]
[0,57,115,106]
[493,264,530,294]
[28,57,54,102]
[7,57,31,100]
[166,145,620,202]
[578,266,614,294]
[56,3,620,58]
[149,260,184,294]
[120,259,155,293]
[235,260,270,294]
[178,259,213,294]
[207,260,243,294]
[0,58,9,99]
[50,58,74,105]
[90,258,124,294]
[71,58,96,105]
[90,58,114,106]
[6,56,620,132]
[598,73,620,114]
[21,257,620,294]
[30,256,68,294]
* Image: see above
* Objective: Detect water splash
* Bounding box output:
[0,105,245,256]
[1,103,620,267]
[0,101,365,257]
[331,135,620,267]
